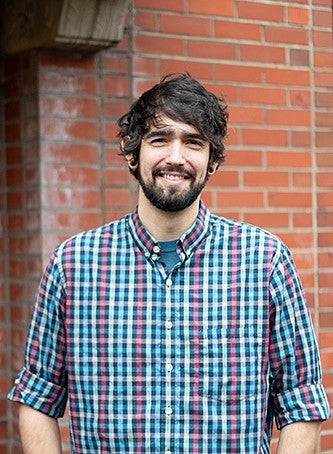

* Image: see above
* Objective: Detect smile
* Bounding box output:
[159,172,189,181]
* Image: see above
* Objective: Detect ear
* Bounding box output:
[124,152,138,172]
[208,162,219,175]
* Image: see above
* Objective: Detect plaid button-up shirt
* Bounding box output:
[9,202,329,453]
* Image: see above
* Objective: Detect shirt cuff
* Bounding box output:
[273,383,330,429]
[7,368,67,419]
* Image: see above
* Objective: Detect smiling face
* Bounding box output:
[133,115,216,212]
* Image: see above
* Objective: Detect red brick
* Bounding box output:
[104,168,130,187]
[226,149,263,167]
[244,171,289,187]
[41,119,99,141]
[269,191,312,208]
[215,20,260,40]
[313,30,333,48]
[134,11,158,32]
[313,9,333,27]
[277,232,314,249]
[102,55,130,74]
[319,272,333,289]
[314,51,333,69]
[103,76,129,97]
[287,6,309,25]
[132,56,158,76]
[317,152,333,167]
[267,109,311,126]
[217,191,264,208]
[319,292,333,308]
[315,70,333,88]
[135,0,186,12]
[318,192,333,208]
[238,2,284,22]
[104,188,130,209]
[43,212,102,232]
[42,188,100,209]
[316,91,333,108]
[160,59,214,80]
[5,123,20,143]
[293,212,312,228]
[290,49,310,67]
[319,252,333,268]
[265,26,308,45]
[290,90,311,107]
[316,131,333,148]
[240,44,285,64]
[134,34,185,55]
[291,131,311,147]
[188,40,237,60]
[160,14,211,36]
[38,51,96,71]
[215,64,262,83]
[319,232,333,247]
[229,106,263,124]
[189,0,234,16]
[267,151,312,168]
[243,128,288,146]
[240,86,287,105]
[207,170,239,187]
[40,97,98,118]
[104,122,119,142]
[244,212,289,228]
[318,212,333,228]
[5,146,22,166]
[40,143,99,163]
[39,73,97,94]
[292,172,312,188]
[317,172,333,187]
[41,164,99,186]
[265,68,310,86]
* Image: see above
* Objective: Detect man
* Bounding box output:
[9,73,330,453]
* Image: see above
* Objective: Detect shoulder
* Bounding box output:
[210,213,282,244]
[54,214,130,260]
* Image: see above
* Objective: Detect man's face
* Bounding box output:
[136,115,214,212]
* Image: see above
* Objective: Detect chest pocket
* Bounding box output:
[195,327,266,403]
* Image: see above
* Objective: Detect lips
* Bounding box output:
[153,166,195,181]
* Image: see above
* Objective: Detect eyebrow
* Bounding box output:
[144,128,207,142]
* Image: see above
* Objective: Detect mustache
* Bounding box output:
[152,165,196,180]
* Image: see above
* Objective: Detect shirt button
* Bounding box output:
[166,278,172,287]
[166,363,173,372]
[165,321,173,329]
[165,406,173,415]
[153,245,160,253]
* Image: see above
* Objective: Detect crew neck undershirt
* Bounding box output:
[159,239,179,272]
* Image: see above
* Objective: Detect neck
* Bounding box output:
[137,190,200,241]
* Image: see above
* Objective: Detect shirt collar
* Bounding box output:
[127,201,211,259]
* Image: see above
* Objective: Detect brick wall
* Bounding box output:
[1,0,332,452]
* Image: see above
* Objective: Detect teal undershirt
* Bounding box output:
[159,240,179,272]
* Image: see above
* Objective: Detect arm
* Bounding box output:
[277,421,322,453]
[19,404,62,454]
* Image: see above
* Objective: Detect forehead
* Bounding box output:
[145,115,202,136]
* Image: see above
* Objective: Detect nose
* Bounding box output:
[165,140,186,166]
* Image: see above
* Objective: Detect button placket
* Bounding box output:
[164,274,173,447]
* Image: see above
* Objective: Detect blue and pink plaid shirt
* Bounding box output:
[9,202,329,453]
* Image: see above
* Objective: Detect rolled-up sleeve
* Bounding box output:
[8,251,68,418]
[269,244,330,428]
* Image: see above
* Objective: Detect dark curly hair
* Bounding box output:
[117,73,229,178]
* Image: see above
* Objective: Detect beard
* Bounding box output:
[137,165,209,212]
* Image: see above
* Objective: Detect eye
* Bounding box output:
[187,139,205,149]
[149,137,168,146]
